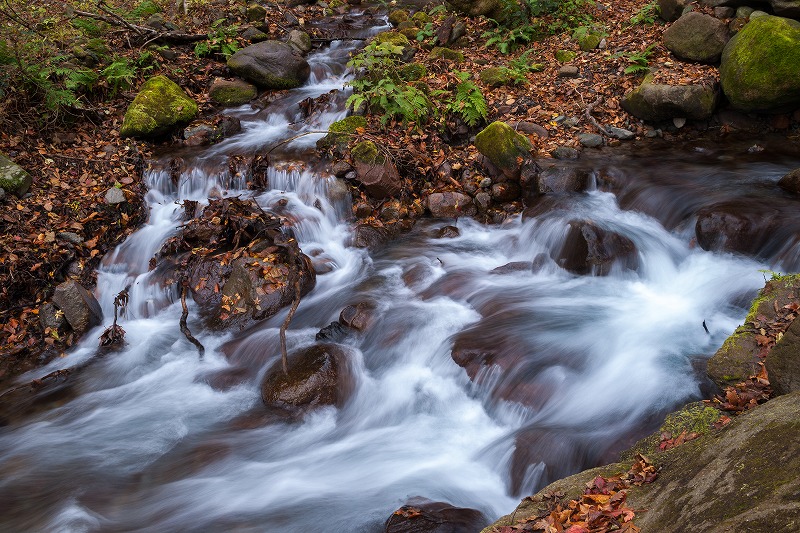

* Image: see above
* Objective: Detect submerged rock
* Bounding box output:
[694,200,781,256]
[120,75,198,139]
[385,498,489,532]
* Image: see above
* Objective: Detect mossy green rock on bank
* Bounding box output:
[485,391,800,532]
[209,78,258,106]
[719,15,800,112]
[120,75,198,139]
[0,152,32,196]
[316,115,366,152]
[474,121,532,178]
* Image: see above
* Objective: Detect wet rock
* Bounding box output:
[606,126,635,140]
[215,115,242,138]
[578,133,603,147]
[621,74,718,121]
[339,301,375,331]
[554,220,639,276]
[714,6,735,18]
[351,140,402,199]
[658,0,688,22]
[778,168,800,194]
[331,160,354,178]
[766,317,800,395]
[260,343,353,412]
[385,498,488,533]
[663,12,731,63]
[474,121,532,180]
[694,201,781,255]
[490,261,533,274]
[104,187,126,205]
[318,116,367,155]
[120,76,198,139]
[353,223,394,249]
[436,225,460,238]
[198,367,251,391]
[209,78,258,106]
[535,165,591,194]
[0,152,31,197]
[38,302,66,332]
[490,181,521,202]
[227,41,311,90]
[427,192,474,218]
[474,192,491,211]
[551,146,579,160]
[315,321,351,343]
[719,15,800,112]
[51,280,103,335]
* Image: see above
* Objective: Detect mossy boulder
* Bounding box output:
[555,49,577,63]
[474,121,532,179]
[373,30,411,49]
[429,47,465,62]
[246,3,267,22]
[399,62,427,81]
[0,152,32,197]
[573,26,604,51]
[621,74,718,121]
[120,75,198,139]
[209,78,258,106]
[227,40,311,90]
[486,391,800,533]
[351,140,402,199]
[286,29,312,54]
[719,15,800,112]
[388,9,410,26]
[316,115,366,153]
[708,274,800,388]
[411,11,432,24]
[351,140,384,165]
[479,67,512,87]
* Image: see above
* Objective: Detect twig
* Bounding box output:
[180,283,204,358]
[584,96,610,136]
[279,278,302,374]
[265,130,331,155]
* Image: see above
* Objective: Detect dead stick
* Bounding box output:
[279,278,302,374]
[180,284,204,358]
[585,96,611,136]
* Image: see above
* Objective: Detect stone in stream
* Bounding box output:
[51,280,103,336]
[339,301,375,331]
[778,168,800,194]
[209,78,258,106]
[286,29,312,54]
[350,140,402,199]
[260,343,353,413]
[554,220,639,276]
[227,41,310,90]
[120,75,198,139]
[694,200,782,256]
[663,12,731,63]
[436,225,460,238]
[353,223,396,249]
[474,121,533,180]
[385,498,489,533]
[427,192,474,218]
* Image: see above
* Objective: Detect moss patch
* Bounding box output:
[429,47,465,62]
[474,121,532,173]
[400,62,427,81]
[351,140,384,165]
[317,115,366,152]
[479,67,512,87]
[373,31,411,48]
[120,75,198,139]
[555,49,577,63]
[388,9,409,26]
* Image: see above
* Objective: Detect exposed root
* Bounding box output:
[180,283,205,358]
[584,96,611,136]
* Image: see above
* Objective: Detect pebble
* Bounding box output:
[673,117,687,129]
[479,177,492,188]
[557,66,580,78]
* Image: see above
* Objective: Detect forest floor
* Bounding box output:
[1,0,799,383]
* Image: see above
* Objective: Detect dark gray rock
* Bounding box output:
[659,0,689,21]
[606,126,635,140]
[227,41,310,89]
[578,133,603,147]
[554,220,639,276]
[536,165,591,194]
[621,75,718,121]
[778,168,800,194]
[286,29,312,54]
[427,192,474,218]
[39,302,66,332]
[551,146,579,160]
[52,280,103,335]
[386,498,489,533]
[663,12,731,63]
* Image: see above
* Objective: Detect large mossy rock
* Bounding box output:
[766,317,800,395]
[621,74,718,121]
[485,391,800,533]
[120,75,198,138]
[474,121,532,179]
[663,12,731,63]
[0,152,32,197]
[350,140,402,199]
[227,40,311,89]
[719,15,800,112]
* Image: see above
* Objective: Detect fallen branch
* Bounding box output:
[584,96,611,136]
[180,283,205,358]
[279,277,302,374]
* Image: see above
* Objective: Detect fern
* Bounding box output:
[447,72,487,127]
[63,67,100,92]
[102,58,137,95]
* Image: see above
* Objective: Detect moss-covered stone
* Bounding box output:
[474,121,532,178]
[479,67,512,87]
[429,47,465,62]
[399,27,420,40]
[120,75,198,139]
[573,26,604,51]
[411,11,432,24]
[555,49,577,63]
[0,152,32,196]
[209,78,258,106]
[316,115,366,152]
[373,31,411,49]
[388,9,410,26]
[351,140,384,165]
[719,15,800,112]
[399,62,427,81]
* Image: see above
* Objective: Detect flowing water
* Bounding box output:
[2,11,800,532]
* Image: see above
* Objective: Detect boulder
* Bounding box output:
[694,200,780,255]
[535,165,591,194]
[429,47,465,62]
[427,191,474,218]
[436,15,467,47]
[553,220,639,276]
[719,15,800,112]
[578,133,603,147]
[353,223,395,249]
[260,343,353,412]
[317,115,366,154]
[474,121,532,180]
[479,67,512,88]
[663,12,731,63]
[227,41,310,89]
[485,391,800,533]
[339,302,375,331]
[350,140,402,199]
[447,0,499,17]
[766,317,800,395]
[286,29,312,54]
[120,76,198,139]
[658,0,689,21]
[241,26,269,43]
[0,152,32,197]
[778,168,800,194]
[385,498,489,533]
[246,3,267,22]
[621,74,718,121]
[51,280,103,335]
[209,78,258,106]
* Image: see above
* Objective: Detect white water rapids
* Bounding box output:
[2,14,799,533]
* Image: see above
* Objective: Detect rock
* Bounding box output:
[353,223,393,249]
[750,9,770,18]
[694,200,780,255]
[720,15,800,112]
[714,6,735,18]
[428,47,465,62]
[778,168,800,194]
[385,498,488,533]
[557,65,580,78]
[486,391,800,533]
[551,146,579,160]
[553,220,639,276]
[479,67,512,87]
[621,74,718,121]
[339,302,374,331]
[52,280,103,335]
[573,27,604,51]
[104,187,126,204]
[350,140,402,199]
[246,3,267,22]
[241,26,269,42]
[388,9,409,26]
[658,0,688,21]
[315,321,351,343]
[736,6,754,18]
[427,191,474,218]
[664,12,731,63]
[120,76,198,139]
[227,41,311,90]
[511,121,549,138]
[446,0,499,17]
[38,302,66,332]
[372,30,411,50]
[606,126,635,140]
[708,275,800,388]
[490,261,533,274]
[474,121,532,180]
[0,187,4,201]
[490,182,521,202]
[578,133,603,147]
[0,152,32,197]
[260,343,353,413]
[56,232,83,245]
[536,165,591,194]
[209,78,258,106]
[555,49,577,63]
[317,115,367,154]
[436,225,460,238]
[436,15,467,47]
[286,29,312,54]
[766,317,800,395]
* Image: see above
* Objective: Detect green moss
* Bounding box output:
[373,31,411,48]
[329,0,345,8]
[209,80,257,106]
[429,47,465,62]
[555,49,577,63]
[399,27,420,39]
[317,115,366,152]
[351,140,384,165]
[411,11,432,24]
[479,67,512,87]
[474,121,532,172]
[572,26,604,51]
[399,62,427,81]
[719,15,800,112]
[388,9,410,26]
[120,75,198,138]
[0,152,32,196]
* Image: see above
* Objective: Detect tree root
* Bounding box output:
[180,284,205,358]
[584,96,611,136]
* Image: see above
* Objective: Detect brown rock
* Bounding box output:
[553,220,639,276]
[339,302,375,331]
[52,280,103,335]
[765,315,800,395]
[427,192,474,218]
[385,498,488,533]
[778,168,800,195]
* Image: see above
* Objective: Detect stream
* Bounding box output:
[2,9,800,533]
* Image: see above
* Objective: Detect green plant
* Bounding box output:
[444,72,487,127]
[616,44,656,75]
[428,4,449,16]
[503,49,544,83]
[195,19,240,59]
[101,58,137,95]
[482,22,539,54]
[416,22,435,43]
[528,0,595,35]
[630,2,659,25]
[129,0,162,20]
